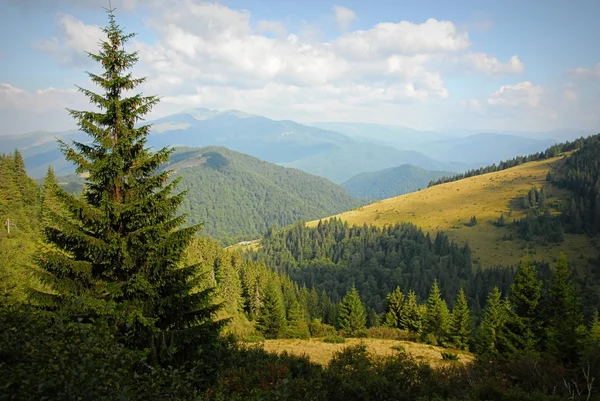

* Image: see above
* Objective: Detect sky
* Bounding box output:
[0,0,599,135]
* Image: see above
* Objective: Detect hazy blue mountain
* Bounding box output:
[309,122,451,147]
[341,164,455,200]
[410,133,558,164]
[280,141,465,184]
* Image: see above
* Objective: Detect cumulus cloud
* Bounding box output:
[333,5,357,31]
[34,14,103,66]
[0,83,81,111]
[487,81,543,108]
[13,0,596,133]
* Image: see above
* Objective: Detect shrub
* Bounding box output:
[440,352,460,361]
[368,327,416,341]
[392,345,406,352]
[309,318,337,337]
[242,334,266,343]
[323,335,346,344]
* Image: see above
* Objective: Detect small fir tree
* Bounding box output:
[476,287,509,357]
[400,290,422,333]
[449,288,472,351]
[384,286,405,328]
[257,280,287,339]
[423,280,450,345]
[338,286,367,336]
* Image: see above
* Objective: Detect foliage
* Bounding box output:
[448,288,472,351]
[440,352,460,361]
[338,286,367,336]
[323,335,346,344]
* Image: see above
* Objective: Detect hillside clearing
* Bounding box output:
[307,156,598,268]
[260,338,474,367]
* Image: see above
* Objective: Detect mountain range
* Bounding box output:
[1,108,593,184]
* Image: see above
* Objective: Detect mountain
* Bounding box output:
[409,133,557,164]
[3,109,470,182]
[54,146,362,244]
[341,164,454,200]
[308,122,451,146]
[279,141,464,184]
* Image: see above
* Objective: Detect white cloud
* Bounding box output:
[332,5,357,31]
[462,53,524,77]
[10,0,598,133]
[0,83,81,111]
[34,14,103,66]
[571,62,600,78]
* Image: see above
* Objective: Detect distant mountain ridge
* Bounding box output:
[342,164,455,200]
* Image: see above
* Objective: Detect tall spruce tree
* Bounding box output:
[384,286,405,328]
[338,286,367,336]
[423,280,450,345]
[449,288,472,351]
[32,7,222,365]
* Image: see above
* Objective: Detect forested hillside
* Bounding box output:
[342,164,453,200]
[52,146,362,244]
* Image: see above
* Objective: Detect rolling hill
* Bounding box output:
[307,156,598,268]
[341,164,454,200]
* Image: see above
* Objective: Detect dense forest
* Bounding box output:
[3,8,600,401]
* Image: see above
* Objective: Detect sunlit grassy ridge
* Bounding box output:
[261,338,474,367]
[307,156,597,268]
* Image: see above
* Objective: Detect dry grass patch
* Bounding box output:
[261,338,474,368]
[307,157,598,268]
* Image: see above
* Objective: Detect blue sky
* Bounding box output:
[0,0,599,135]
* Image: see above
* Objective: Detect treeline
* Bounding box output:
[428,135,595,187]
[248,218,519,317]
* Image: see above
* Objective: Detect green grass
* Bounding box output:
[307,156,598,268]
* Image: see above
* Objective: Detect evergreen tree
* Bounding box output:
[476,287,509,357]
[32,7,222,366]
[384,286,405,328]
[449,288,472,351]
[257,280,287,339]
[544,253,585,364]
[506,260,543,351]
[400,290,422,333]
[215,255,243,314]
[338,286,367,336]
[423,280,450,345]
[284,300,310,339]
[588,309,600,348]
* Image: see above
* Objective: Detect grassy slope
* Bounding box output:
[261,338,474,367]
[307,156,597,268]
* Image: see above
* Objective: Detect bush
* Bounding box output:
[422,333,438,346]
[368,327,416,341]
[323,335,346,344]
[309,318,337,337]
[440,352,459,361]
[242,334,266,343]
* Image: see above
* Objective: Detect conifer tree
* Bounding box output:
[423,280,450,345]
[32,7,222,365]
[215,255,243,314]
[449,288,472,351]
[506,260,543,351]
[338,286,367,336]
[257,280,287,339]
[477,287,509,357]
[384,286,405,328]
[588,309,600,348]
[400,290,422,333]
[544,253,585,364]
[284,300,310,339]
